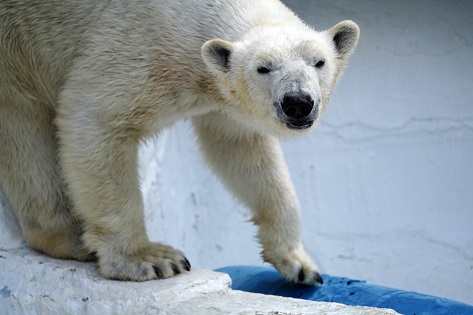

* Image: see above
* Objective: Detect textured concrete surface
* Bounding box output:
[0,245,399,315]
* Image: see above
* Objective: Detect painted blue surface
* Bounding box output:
[216,266,473,315]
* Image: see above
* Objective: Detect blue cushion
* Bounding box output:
[216,265,473,315]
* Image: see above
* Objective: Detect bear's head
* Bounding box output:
[202,20,360,138]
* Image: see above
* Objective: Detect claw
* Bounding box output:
[181,257,191,271]
[298,268,305,282]
[298,268,323,285]
[153,265,164,278]
[314,272,323,285]
[170,263,181,275]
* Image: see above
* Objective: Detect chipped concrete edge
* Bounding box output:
[0,247,400,315]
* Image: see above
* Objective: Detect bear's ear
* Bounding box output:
[327,20,360,59]
[201,39,234,73]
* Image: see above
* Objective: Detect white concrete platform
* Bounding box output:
[0,173,399,314]
[0,246,399,315]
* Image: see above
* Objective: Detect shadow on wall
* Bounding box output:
[0,186,22,248]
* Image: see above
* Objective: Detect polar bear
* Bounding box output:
[0,0,359,284]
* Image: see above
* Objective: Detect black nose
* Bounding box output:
[280,92,314,119]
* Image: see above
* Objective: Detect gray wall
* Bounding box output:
[141,0,473,304]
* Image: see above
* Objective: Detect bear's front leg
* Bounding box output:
[56,103,190,281]
[193,112,322,285]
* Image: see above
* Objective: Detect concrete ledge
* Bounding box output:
[0,246,399,314]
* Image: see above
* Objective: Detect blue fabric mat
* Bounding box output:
[216,265,473,315]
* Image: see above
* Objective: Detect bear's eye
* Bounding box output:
[315,60,325,68]
[257,66,271,74]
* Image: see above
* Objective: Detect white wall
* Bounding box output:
[141,0,473,304]
[1,0,471,306]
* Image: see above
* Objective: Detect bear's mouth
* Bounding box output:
[286,120,314,130]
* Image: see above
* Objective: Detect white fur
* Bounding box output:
[0,0,359,284]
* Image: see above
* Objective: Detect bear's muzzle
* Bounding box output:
[276,91,319,130]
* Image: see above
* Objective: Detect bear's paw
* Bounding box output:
[97,242,191,281]
[264,243,323,286]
